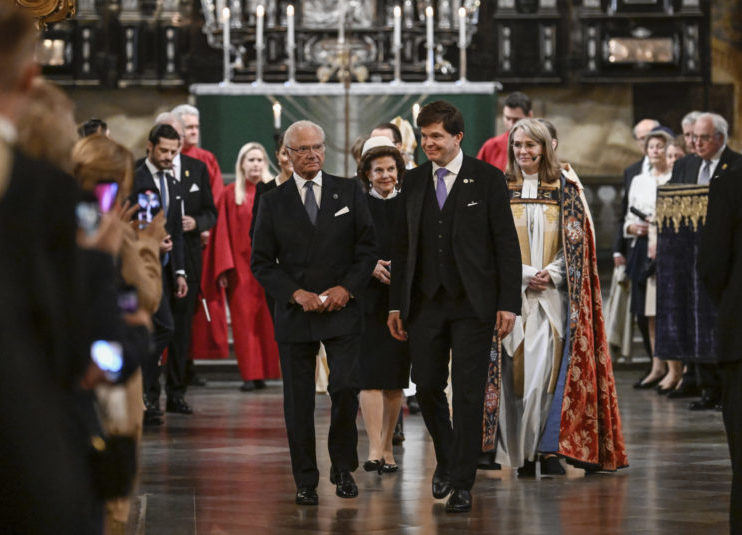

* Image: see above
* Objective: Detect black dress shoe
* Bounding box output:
[667,384,701,399]
[656,385,674,396]
[477,452,501,471]
[240,381,256,392]
[363,459,383,473]
[633,376,662,389]
[189,375,207,387]
[144,398,163,416]
[254,379,267,389]
[381,462,399,473]
[689,397,718,411]
[143,409,163,426]
[432,470,452,499]
[295,487,318,506]
[445,489,472,513]
[517,460,536,478]
[330,468,358,498]
[166,397,193,414]
[406,395,421,415]
[540,456,565,476]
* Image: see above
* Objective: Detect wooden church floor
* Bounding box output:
[131,369,730,534]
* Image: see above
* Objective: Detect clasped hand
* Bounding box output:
[292,286,350,313]
[527,270,552,292]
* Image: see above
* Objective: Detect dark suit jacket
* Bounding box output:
[670,146,742,184]
[178,153,217,281]
[132,162,186,281]
[699,161,742,363]
[250,173,377,343]
[249,178,277,241]
[613,158,644,256]
[389,155,521,322]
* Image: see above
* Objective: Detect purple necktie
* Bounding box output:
[435,167,448,209]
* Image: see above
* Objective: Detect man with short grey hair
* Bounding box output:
[681,110,702,154]
[251,120,377,506]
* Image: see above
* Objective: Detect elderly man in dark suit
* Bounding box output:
[251,120,376,506]
[387,101,521,513]
[132,123,188,424]
[699,161,742,534]
[670,112,742,410]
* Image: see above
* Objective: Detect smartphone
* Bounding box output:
[94,181,119,214]
[117,285,139,314]
[76,199,100,236]
[90,340,123,381]
[137,190,161,230]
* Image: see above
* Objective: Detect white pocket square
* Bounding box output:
[334,206,350,216]
[467,201,479,207]
[189,183,200,192]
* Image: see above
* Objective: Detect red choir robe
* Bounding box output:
[200,181,280,380]
[185,144,230,359]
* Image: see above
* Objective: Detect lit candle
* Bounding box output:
[338,3,345,45]
[222,7,231,83]
[458,7,466,48]
[393,5,401,48]
[286,4,294,48]
[425,6,434,49]
[273,102,282,130]
[412,103,420,125]
[256,4,264,50]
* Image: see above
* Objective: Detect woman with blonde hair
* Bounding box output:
[494,118,627,477]
[202,142,280,391]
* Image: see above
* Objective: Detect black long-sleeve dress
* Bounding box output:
[359,194,410,390]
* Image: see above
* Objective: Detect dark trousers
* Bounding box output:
[278,333,360,489]
[166,273,199,398]
[143,273,175,403]
[720,360,742,534]
[407,290,494,491]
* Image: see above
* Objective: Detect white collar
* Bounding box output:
[432,149,463,176]
[145,158,173,179]
[369,187,398,200]
[708,145,726,163]
[293,170,323,188]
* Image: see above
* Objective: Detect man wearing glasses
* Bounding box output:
[251,120,377,506]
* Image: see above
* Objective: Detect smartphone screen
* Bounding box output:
[90,340,123,381]
[76,201,100,236]
[94,182,119,213]
[137,190,161,229]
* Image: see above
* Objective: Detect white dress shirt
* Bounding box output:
[697,145,726,184]
[431,149,464,194]
[294,171,323,207]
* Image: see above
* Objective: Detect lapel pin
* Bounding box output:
[463,179,469,184]
[722,163,728,170]
[185,170,190,177]
[333,193,339,199]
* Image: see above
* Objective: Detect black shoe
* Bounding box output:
[540,456,565,476]
[189,375,207,387]
[715,403,724,412]
[445,489,472,513]
[143,409,163,426]
[477,452,501,471]
[689,397,718,411]
[667,384,701,399]
[381,462,399,473]
[432,469,452,499]
[166,397,193,414]
[406,395,421,415]
[633,376,662,389]
[517,460,536,478]
[392,422,405,445]
[330,468,358,498]
[295,487,318,506]
[144,398,163,416]
[254,379,267,390]
[363,459,383,473]
[240,381,256,392]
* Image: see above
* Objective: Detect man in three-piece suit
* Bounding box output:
[251,120,376,506]
[670,112,742,411]
[132,124,188,423]
[698,160,742,534]
[387,101,521,513]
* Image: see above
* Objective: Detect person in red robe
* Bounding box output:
[172,105,230,364]
[476,91,533,171]
[203,141,280,391]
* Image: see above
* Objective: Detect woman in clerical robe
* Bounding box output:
[203,142,281,391]
[492,118,628,477]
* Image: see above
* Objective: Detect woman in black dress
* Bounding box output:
[357,138,411,474]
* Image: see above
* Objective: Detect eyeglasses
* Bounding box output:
[691,134,719,143]
[286,143,325,155]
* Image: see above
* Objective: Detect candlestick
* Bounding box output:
[393,5,401,83]
[338,3,345,45]
[425,6,434,83]
[286,4,295,84]
[273,102,282,130]
[255,3,264,84]
[458,7,466,82]
[222,7,231,85]
[412,102,421,126]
